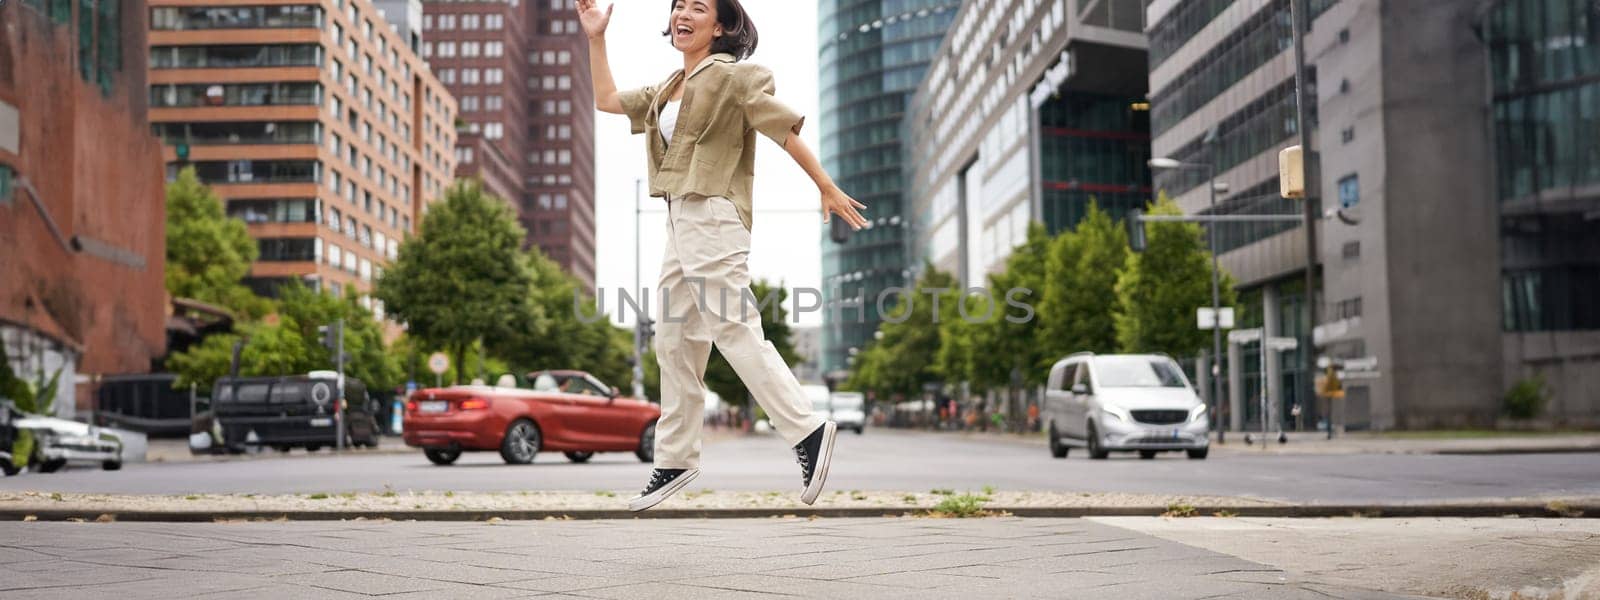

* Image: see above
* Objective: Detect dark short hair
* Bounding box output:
[662,0,759,61]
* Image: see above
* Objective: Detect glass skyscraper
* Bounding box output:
[817,0,960,375]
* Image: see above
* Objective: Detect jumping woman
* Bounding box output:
[577,0,870,511]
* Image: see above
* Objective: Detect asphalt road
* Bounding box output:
[5,429,1598,503]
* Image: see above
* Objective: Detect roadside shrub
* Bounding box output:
[1504,374,1547,419]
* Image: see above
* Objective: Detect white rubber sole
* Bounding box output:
[628,468,700,512]
[799,422,838,505]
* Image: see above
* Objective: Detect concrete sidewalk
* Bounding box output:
[5,517,1596,599]
[0,517,1423,599]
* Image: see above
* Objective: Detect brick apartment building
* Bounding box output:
[421,0,595,292]
[146,0,458,310]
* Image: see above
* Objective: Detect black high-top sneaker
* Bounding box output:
[628,468,700,512]
[794,422,838,505]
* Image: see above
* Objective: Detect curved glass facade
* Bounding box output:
[818,0,959,374]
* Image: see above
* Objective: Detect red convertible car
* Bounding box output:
[403,370,659,466]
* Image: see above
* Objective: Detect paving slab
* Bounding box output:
[0,517,1424,599]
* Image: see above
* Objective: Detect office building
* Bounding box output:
[907,0,1149,288]
[147,0,459,310]
[817,0,961,375]
[1148,0,1597,430]
[2,0,169,417]
[421,0,596,292]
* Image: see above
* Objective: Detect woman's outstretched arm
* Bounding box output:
[782,135,870,231]
[577,0,622,114]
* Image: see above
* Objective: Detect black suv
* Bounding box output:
[198,374,381,453]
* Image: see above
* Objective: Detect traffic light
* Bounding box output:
[317,323,338,351]
[1127,208,1147,252]
[638,317,655,345]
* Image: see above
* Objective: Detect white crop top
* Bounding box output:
[659,100,680,144]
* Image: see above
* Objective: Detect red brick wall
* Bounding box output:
[0,1,168,411]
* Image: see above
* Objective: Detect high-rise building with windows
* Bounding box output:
[4,0,170,417]
[1147,0,1598,430]
[147,0,459,311]
[420,0,596,292]
[817,0,961,376]
[907,0,1149,287]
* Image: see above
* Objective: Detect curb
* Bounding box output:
[2,503,1592,522]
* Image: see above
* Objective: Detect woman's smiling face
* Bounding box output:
[669,0,720,54]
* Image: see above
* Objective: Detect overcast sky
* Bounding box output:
[588,0,825,327]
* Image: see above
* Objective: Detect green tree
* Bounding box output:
[846,266,957,400]
[165,319,309,390]
[165,284,401,392]
[275,282,402,392]
[1039,203,1129,362]
[1114,193,1237,356]
[163,167,272,319]
[374,180,536,384]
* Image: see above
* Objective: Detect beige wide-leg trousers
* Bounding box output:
[652,194,824,469]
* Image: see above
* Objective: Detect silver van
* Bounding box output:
[1043,353,1209,460]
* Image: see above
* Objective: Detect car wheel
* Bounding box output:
[102,460,122,471]
[2,460,19,477]
[635,422,656,463]
[564,451,594,463]
[1087,422,1109,460]
[273,445,293,453]
[1139,450,1157,460]
[500,419,541,465]
[306,445,322,452]
[855,427,864,435]
[1048,422,1069,459]
[1187,448,1209,460]
[37,459,66,473]
[424,448,461,465]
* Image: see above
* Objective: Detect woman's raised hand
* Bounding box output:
[821,186,870,231]
[576,0,613,40]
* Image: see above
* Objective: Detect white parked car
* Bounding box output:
[827,391,866,434]
[14,415,125,472]
[1043,353,1209,460]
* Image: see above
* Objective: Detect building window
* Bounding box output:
[461,95,479,111]
[485,122,503,139]
[151,5,322,30]
[150,82,322,107]
[257,237,319,262]
[485,95,502,110]
[437,14,455,29]
[462,41,480,57]
[485,69,503,84]
[1337,174,1359,209]
[150,44,322,69]
[486,14,503,29]
[462,14,480,29]
[437,41,455,57]
[462,68,480,84]
[486,41,503,57]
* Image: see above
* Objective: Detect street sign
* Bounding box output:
[1338,370,1382,380]
[1343,356,1379,371]
[1266,337,1299,352]
[1198,307,1236,330]
[427,352,450,375]
[1228,328,1262,344]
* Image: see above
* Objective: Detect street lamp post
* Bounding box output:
[633,178,646,400]
[1148,157,1226,444]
